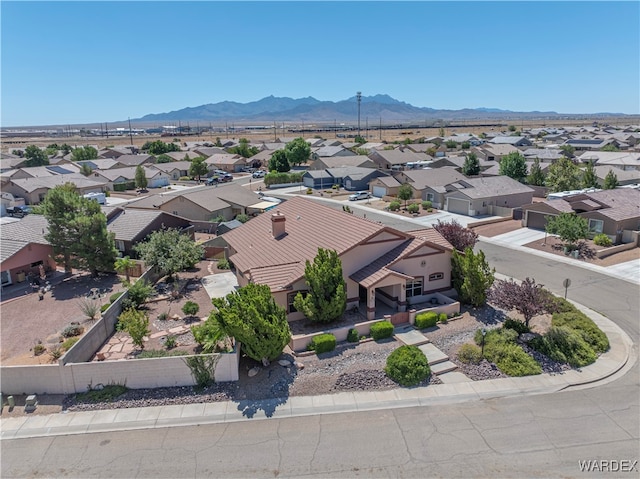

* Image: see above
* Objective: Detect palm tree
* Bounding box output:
[114,256,135,283]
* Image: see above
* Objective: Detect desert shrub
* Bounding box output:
[76,383,128,402]
[529,326,597,367]
[33,343,46,356]
[78,298,101,320]
[457,343,483,364]
[100,303,111,313]
[182,301,200,317]
[306,188,313,195]
[127,279,153,308]
[385,345,430,386]
[347,328,360,343]
[407,203,420,214]
[552,311,609,354]
[503,318,530,335]
[158,312,169,321]
[389,201,401,211]
[217,258,230,270]
[332,184,339,190]
[117,308,150,349]
[438,313,448,323]
[49,345,63,361]
[136,349,186,359]
[415,311,439,329]
[548,295,577,314]
[307,333,336,354]
[370,320,394,340]
[119,297,134,312]
[62,324,84,338]
[422,200,432,210]
[110,292,124,303]
[164,335,177,350]
[593,233,612,247]
[475,328,541,376]
[62,337,80,351]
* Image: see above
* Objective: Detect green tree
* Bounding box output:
[203,283,291,366]
[462,152,480,176]
[182,301,200,318]
[24,145,49,167]
[527,158,546,186]
[141,140,180,155]
[71,146,98,162]
[451,248,495,307]
[118,308,150,349]
[461,141,471,150]
[601,144,619,152]
[438,127,445,137]
[582,161,598,188]
[354,135,366,144]
[268,149,290,172]
[445,140,457,150]
[285,137,311,166]
[114,256,136,283]
[508,125,516,132]
[227,138,259,158]
[603,169,619,189]
[188,156,209,182]
[156,154,174,163]
[293,248,346,324]
[545,157,581,192]
[79,163,93,177]
[499,151,528,182]
[398,183,413,209]
[134,165,148,190]
[41,184,117,276]
[134,228,204,279]
[545,212,588,250]
[559,144,575,158]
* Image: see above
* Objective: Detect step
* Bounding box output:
[430,360,459,375]
[436,371,472,384]
[417,343,449,365]
[394,328,429,347]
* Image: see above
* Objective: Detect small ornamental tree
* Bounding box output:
[189,156,209,182]
[397,183,413,209]
[527,158,546,186]
[24,145,49,167]
[294,248,346,324]
[118,308,150,349]
[268,149,290,172]
[451,248,495,307]
[603,169,619,190]
[114,256,136,283]
[582,161,598,189]
[499,151,528,182]
[134,165,148,190]
[462,152,480,176]
[433,219,478,252]
[545,212,588,250]
[488,278,554,328]
[134,228,204,279]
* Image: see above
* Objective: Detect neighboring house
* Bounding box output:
[368,148,430,170]
[112,154,156,167]
[522,148,565,162]
[9,165,79,179]
[405,143,437,154]
[488,136,532,147]
[311,145,356,160]
[223,196,454,321]
[91,166,170,189]
[205,153,247,172]
[191,147,227,158]
[482,160,552,178]
[471,144,522,162]
[394,167,467,208]
[443,176,534,216]
[594,166,640,186]
[521,189,640,241]
[0,214,56,287]
[106,208,193,256]
[563,138,621,151]
[369,175,402,197]
[150,161,192,180]
[163,151,199,162]
[248,149,276,168]
[4,174,106,204]
[302,167,388,191]
[577,151,640,171]
[98,146,138,158]
[0,155,28,172]
[76,158,126,171]
[310,155,376,170]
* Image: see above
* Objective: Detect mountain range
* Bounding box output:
[134,94,586,124]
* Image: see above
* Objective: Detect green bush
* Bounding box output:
[548,295,577,314]
[438,313,448,323]
[553,311,609,354]
[109,292,123,303]
[62,324,84,338]
[264,172,303,186]
[100,303,111,313]
[503,318,530,335]
[407,203,420,214]
[158,312,169,321]
[385,345,430,386]
[164,335,177,350]
[593,233,612,247]
[306,187,313,195]
[415,311,439,329]
[182,301,199,317]
[33,343,46,356]
[530,326,597,367]
[347,328,360,343]
[422,200,432,210]
[475,328,541,376]
[307,333,336,354]
[457,343,483,364]
[127,280,153,308]
[62,337,79,351]
[389,201,400,211]
[217,258,230,270]
[370,321,394,340]
[136,349,187,359]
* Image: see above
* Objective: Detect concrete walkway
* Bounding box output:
[1,299,632,440]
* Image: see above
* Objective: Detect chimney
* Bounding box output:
[271,210,286,238]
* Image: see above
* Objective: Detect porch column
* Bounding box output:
[367,287,376,320]
[398,282,407,312]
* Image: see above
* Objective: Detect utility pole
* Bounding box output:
[334,119,337,139]
[379,116,382,140]
[128,117,133,146]
[356,91,362,139]
[366,117,368,140]
[274,120,277,141]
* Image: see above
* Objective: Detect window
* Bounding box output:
[288,291,306,313]
[426,193,434,202]
[429,272,444,281]
[406,279,423,298]
[588,219,604,234]
[115,240,125,252]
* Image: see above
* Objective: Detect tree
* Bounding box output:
[141,140,180,155]
[79,163,93,177]
[41,184,116,276]
[545,157,581,192]
[488,278,554,329]
[227,138,259,158]
[433,219,478,252]
[451,248,494,307]
[293,248,346,324]
[134,165,148,190]
[134,228,204,279]
[156,154,174,163]
[285,137,311,166]
[582,161,598,188]
[118,308,150,349]
[527,158,546,186]
[438,127,445,137]
[114,256,136,283]
[189,156,209,182]
[268,149,290,172]
[601,144,619,152]
[397,183,413,209]
[204,283,291,366]
[71,146,98,162]
[603,169,619,189]
[354,135,366,144]
[545,212,588,250]
[559,144,575,158]
[508,125,516,132]
[445,140,457,150]
[24,145,49,167]
[462,152,480,176]
[499,151,528,182]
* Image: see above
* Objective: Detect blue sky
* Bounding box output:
[2,1,639,126]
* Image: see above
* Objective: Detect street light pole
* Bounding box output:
[356,91,362,139]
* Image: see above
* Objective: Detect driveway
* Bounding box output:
[606,259,640,284]
[486,227,548,246]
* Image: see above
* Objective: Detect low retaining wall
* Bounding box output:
[595,241,638,259]
[469,216,513,228]
[289,319,381,352]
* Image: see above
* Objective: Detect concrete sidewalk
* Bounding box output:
[1,300,633,440]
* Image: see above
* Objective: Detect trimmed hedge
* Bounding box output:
[347,328,360,343]
[370,321,394,340]
[307,333,336,354]
[415,311,439,329]
[264,172,303,186]
[385,345,430,386]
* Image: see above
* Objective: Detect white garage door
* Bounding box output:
[372,186,386,198]
[447,198,469,215]
[303,177,315,188]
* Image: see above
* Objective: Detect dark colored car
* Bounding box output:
[6,205,32,217]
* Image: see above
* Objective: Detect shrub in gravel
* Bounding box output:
[529,326,597,367]
[33,343,46,356]
[385,345,430,386]
[422,200,432,210]
[548,295,576,314]
[407,203,420,214]
[415,312,439,330]
[307,333,336,354]
[127,279,153,308]
[552,311,609,354]
[438,313,448,323]
[62,324,84,338]
[389,201,400,211]
[370,320,394,340]
[593,233,612,247]
[347,328,360,343]
[476,328,541,376]
[182,301,200,317]
[62,337,79,351]
[100,303,111,313]
[503,318,530,335]
[457,343,483,364]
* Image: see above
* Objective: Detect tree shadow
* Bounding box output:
[48,273,121,302]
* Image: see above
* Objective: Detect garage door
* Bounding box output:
[372,186,386,198]
[303,177,315,188]
[447,198,469,215]
[526,211,553,230]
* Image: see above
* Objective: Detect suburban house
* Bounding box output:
[76,158,126,171]
[248,149,277,168]
[394,167,467,208]
[521,188,640,241]
[3,174,106,205]
[302,167,388,191]
[112,154,156,167]
[563,138,622,151]
[161,151,200,162]
[310,155,376,170]
[368,148,431,171]
[471,144,522,162]
[443,176,535,216]
[0,214,56,288]
[91,166,170,189]
[205,153,247,172]
[522,148,565,162]
[150,161,192,180]
[311,145,356,161]
[369,175,402,197]
[98,146,138,159]
[594,166,640,186]
[222,196,455,321]
[488,136,533,147]
[577,151,640,171]
[191,147,227,158]
[0,155,28,172]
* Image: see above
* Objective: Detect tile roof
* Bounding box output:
[107,209,166,241]
[115,154,155,166]
[581,188,640,221]
[10,174,106,193]
[402,167,466,190]
[0,215,51,263]
[0,238,29,264]
[313,155,373,168]
[205,154,246,165]
[446,176,534,199]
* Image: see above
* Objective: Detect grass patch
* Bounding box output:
[76,384,128,403]
[136,349,189,359]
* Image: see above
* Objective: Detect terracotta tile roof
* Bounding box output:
[406,228,454,250]
[248,263,304,291]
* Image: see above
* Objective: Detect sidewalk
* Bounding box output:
[1,300,633,440]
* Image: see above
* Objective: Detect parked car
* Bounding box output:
[252,170,266,178]
[349,191,371,201]
[6,205,32,217]
[219,173,233,182]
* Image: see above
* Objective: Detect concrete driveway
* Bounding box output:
[606,259,640,284]
[201,271,238,300]
[488,227,548,246]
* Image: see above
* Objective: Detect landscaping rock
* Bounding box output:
[294,361,304,370]
[248,367,260,378]
[278,359,292,367]
[518,332,539,343]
